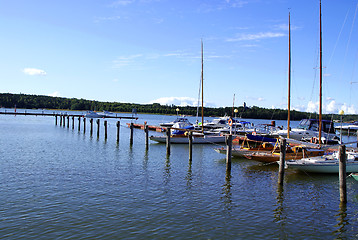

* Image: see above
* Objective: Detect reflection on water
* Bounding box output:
[186,160,192,189]
[274,185,287,239]
[221,170,232,212]
[333,202,348,239]
[1,114,358,239]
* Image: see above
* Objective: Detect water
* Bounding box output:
[1,112,358,239]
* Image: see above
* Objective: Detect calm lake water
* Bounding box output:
[1,110,358,239]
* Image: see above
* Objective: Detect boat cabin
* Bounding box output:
[297,119,336,134]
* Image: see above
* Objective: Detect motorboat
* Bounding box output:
[171,121,194,135]
[273,119,340,144]
[84,111,106,118]
[159,116,192,127]
[284,150,358,173]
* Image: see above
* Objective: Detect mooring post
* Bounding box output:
[226,134,232,172]
[278,138,286,186]
[90,118,93,136]
[60,114,63,126]
[130,122,134,145]
[116,121,120,142]
[145,125,149,149]
[83,117,86,133]
[55,115,58,125]
[339,145,347,203]
[96,119,100,138]
[166,128,171,156]
[67,116,70,128]
[72,116,75,129]
[63,115,66,127]
[78,117,81,131]
[104,120,108,139]
[188,131,193,161]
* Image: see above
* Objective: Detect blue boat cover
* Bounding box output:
[246,134,277,143]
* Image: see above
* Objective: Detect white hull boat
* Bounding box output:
[150,135,226,144]
[160,116,192,127]
[273,119,340,144]
[285,151,358,173]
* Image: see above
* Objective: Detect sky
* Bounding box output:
[1,0,358,115]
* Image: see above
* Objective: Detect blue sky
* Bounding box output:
[1,0,358,114]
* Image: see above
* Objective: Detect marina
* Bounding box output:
[1,111,358,239]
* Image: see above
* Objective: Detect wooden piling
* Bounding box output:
[145,125,149,149]
[90,118,93,136]
[116,121,120,142]
[278,138,286,186]
[60,115,63,126]
[188,131,193,161]
[96,119,100,138]
[104,120,108,139]
[83,118,86,133]
[72,116,75,129]
[63,115,66,127]
[166,128,171,155]
[226,134,232,171]
[67,116,70,128]
[78,117,81,131]
[130,122,134,145]
[55,115,58,125]
[339,145,347,203]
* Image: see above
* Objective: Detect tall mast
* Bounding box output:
[319,0,322,145]
[201,39,204,133]
[287,11,291,138]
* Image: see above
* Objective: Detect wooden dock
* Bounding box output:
[126,123,164,132]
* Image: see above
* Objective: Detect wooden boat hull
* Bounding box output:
[215,146,274,159]
[244,149,325,163]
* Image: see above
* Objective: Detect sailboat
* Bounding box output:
[272,8,340,145]
[284,0,358,173]
[150,40,226,144]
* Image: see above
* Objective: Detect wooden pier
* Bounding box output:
[126,123,164,132]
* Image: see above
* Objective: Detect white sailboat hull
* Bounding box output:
[286,152,358,173]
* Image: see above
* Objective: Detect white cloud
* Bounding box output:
[225,0,249,8]
[110,0,134,7]
[149,97,197,106]
[94,16,121,23]
[112,54,143,69]
[149,96,215,107]
[48,91,60,97]
[340,103,356,115]
[306,101,318,113]
[23,68,47,76]
[226,32,285,42]
[326,100,337,113]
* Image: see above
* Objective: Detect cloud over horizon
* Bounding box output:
[149,96,215,107]
[23,68,47,76]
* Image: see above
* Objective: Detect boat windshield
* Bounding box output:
[297,119,310,130]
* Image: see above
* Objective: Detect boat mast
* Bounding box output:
[201,39,204,134]
[287,11,291,139]
[319,0,322,145]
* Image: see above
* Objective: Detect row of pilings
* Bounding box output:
[55,114,349,204]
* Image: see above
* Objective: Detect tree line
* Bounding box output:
[0,93,356,121]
